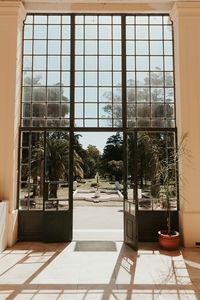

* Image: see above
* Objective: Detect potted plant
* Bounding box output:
[157,135,186,250]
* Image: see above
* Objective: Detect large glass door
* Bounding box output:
[43,131,73,242]
[124,132,138,250]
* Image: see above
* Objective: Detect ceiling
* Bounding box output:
[21,0,200,13]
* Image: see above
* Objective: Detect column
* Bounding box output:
[170,2,200,246]
[0,1,26,247]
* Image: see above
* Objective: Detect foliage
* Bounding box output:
[100,133,123,181]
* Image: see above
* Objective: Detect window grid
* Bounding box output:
[21,14,175,129]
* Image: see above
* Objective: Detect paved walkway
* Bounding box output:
[73,205,124,241]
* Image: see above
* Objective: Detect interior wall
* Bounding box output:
[171,2,200,246]
[0,1,26,249]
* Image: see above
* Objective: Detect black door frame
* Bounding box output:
[18,13,178,243]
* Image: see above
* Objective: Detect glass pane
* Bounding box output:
[150,26,162,40]
[48,16,61,24]
[75,103,83,118]
[47,104,60,117]
[150,16,162,24]
[85,25,97,39]
[150,41,163,55]
[113,25,121,39]
[113,41,121,55]
[150,56,163,71]
[137,104,150,117]
[75,72,83,86]
[127,56,135,71]
[32,87,46,102]
[75,87,83,102]
[23,72,32,86]
[99,41,112,55]
[136,72,149,86]
[62,40,71,55]
[62,87,70,101]
[34,16,47,24]
[127,88,135,102]
[62,72,70,86]
[136,41,149,55]
[45,132,69,199]
[85,87,97,102]
[24,40,32,55]
[164,41,172,55]
[137,88,150,102]
[23,56,32,70]
[99,56,112,70]
[151,88,164,102]
[99,25,111,39]
[152,104,164,117]
[136,57,149,71]
[33,72,46,86]
[127,72,135,86]
[85,56,97,70]
[34,40,46,54]
[85,16,97,24]
[47,87,60,102]
[85,72,97,86]
[61,104,70,118]
[136,26,148,39]
[33,56,46,70]
[48,56,60,70]
[99,16,111,24]
[48,40,60,54]
[33,103,46,117]
[99,72,112,86]
[150,72,164,86]
[85,103,97,118]
[165,88,174,102]
[136,16,148,24]
[164,25,172,40]
[99,87,112,102]
[62,56,70,70]
[113,72,121,86]
[85,41,97,54]
[47,72,60,85]
[48,25,61,39]
[22,87,31,102]
[99,103,112,118]
[113,56,122,70]
[165,56,173,71]
[22,103,31,117]
[126,26,135,39]
[34,25,47,39]
[62,25,71,39]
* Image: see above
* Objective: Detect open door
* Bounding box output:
[124,132,138,250]
[43,131,73,242]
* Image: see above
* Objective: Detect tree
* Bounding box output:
[22,73,69,123]
[103,68,174,127]
[31,132,83,198]
[108,160,123,181]
[101,133,123,181]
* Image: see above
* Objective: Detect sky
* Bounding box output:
[78,132,116,153]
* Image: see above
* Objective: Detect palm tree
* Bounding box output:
[31,133,84,198]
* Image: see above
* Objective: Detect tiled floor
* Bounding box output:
[0,242,200,299]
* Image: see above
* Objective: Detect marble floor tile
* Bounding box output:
[0,242,200,300]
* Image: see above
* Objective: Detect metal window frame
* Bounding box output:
[18,13,178,211]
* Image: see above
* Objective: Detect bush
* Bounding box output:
[90,183,100,188]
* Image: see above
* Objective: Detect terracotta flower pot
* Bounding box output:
[158,230,180,251]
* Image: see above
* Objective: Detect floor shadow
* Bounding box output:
[0,242,199,300]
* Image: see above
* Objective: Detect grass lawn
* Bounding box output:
[77,178,118,190]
